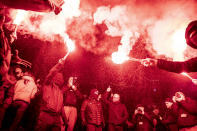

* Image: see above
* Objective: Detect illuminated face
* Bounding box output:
[137,107,144,113]
[9,31,17,43]
[112,93,120,102]
[165,102,173,109]
[15,67,23,79]
[153,108,159,115]
[94,90,99,95]
[68,77,74,86]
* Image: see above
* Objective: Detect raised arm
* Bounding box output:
[157,57,197,73]
[81,99,88,125]
[0,27,11,76]
[44,56,67,85]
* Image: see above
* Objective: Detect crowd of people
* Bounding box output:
[0,58,197,131]
[1,2,197,131]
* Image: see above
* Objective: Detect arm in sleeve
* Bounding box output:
[162,115,177,125]
[121,104,129,122]
[3,85,14,106]
[44,58,66,85]
[131,114,137,125]
[101,91,110,105]
[81,99,88,123]
[0,28,11,76]
[157,57,197,73]
[180,98,197,114]
[75,89,84,99]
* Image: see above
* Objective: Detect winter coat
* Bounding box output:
[132,113,153,131]
[81,97,104,126]
[102,92,128,125]
[175,98,197,129]
[162,105,178,131]
[63,87,83,107]
[152,114,166,131]
[41,60,65,113]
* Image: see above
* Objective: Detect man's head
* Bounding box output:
[89,88,99,99]
[112,93,120,102]
[136,104,144,114]
[165,98,173,109]
[52,73,64,87]
[185,20,197,49]
[67,76,77,87]
[153,107,159,115]
[14,67,23,79]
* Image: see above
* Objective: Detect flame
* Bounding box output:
[111,50,129,64]
[171,28,187,61]
[64,34,75,52]
[7,0,197,60]
[13,10,27,25]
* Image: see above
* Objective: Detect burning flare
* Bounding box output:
[111,51,129,64]
[13,10,27,25]
[64,34,75,52]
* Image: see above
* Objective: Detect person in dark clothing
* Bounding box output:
[0,65,24,129]
[102,86,128,131]
[141,20,197,75]
[62,76,83,131]
[151,105,166,131]
[172,92,197,131]
[35,55,68,131]
[81,88,104,131]
[162,98,178,131]
[132,105,153,131]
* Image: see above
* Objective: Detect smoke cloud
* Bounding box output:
[7,0,197,60]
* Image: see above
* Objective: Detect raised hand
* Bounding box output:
[141,58,158,67]
[106,86,111,92]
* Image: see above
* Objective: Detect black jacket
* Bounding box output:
[175,98,197,128]
[162,105,178,131]
[157,57,197,73]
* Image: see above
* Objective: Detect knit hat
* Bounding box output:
[89,88,99,99]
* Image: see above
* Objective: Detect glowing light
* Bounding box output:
[111,51,129,64]
[64,34,75,52]
[181,72,193,80]
[13,10,27,25]
[111,31,135,64]
[171,28,187,60]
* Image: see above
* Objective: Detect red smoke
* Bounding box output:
[7,0,197,60]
